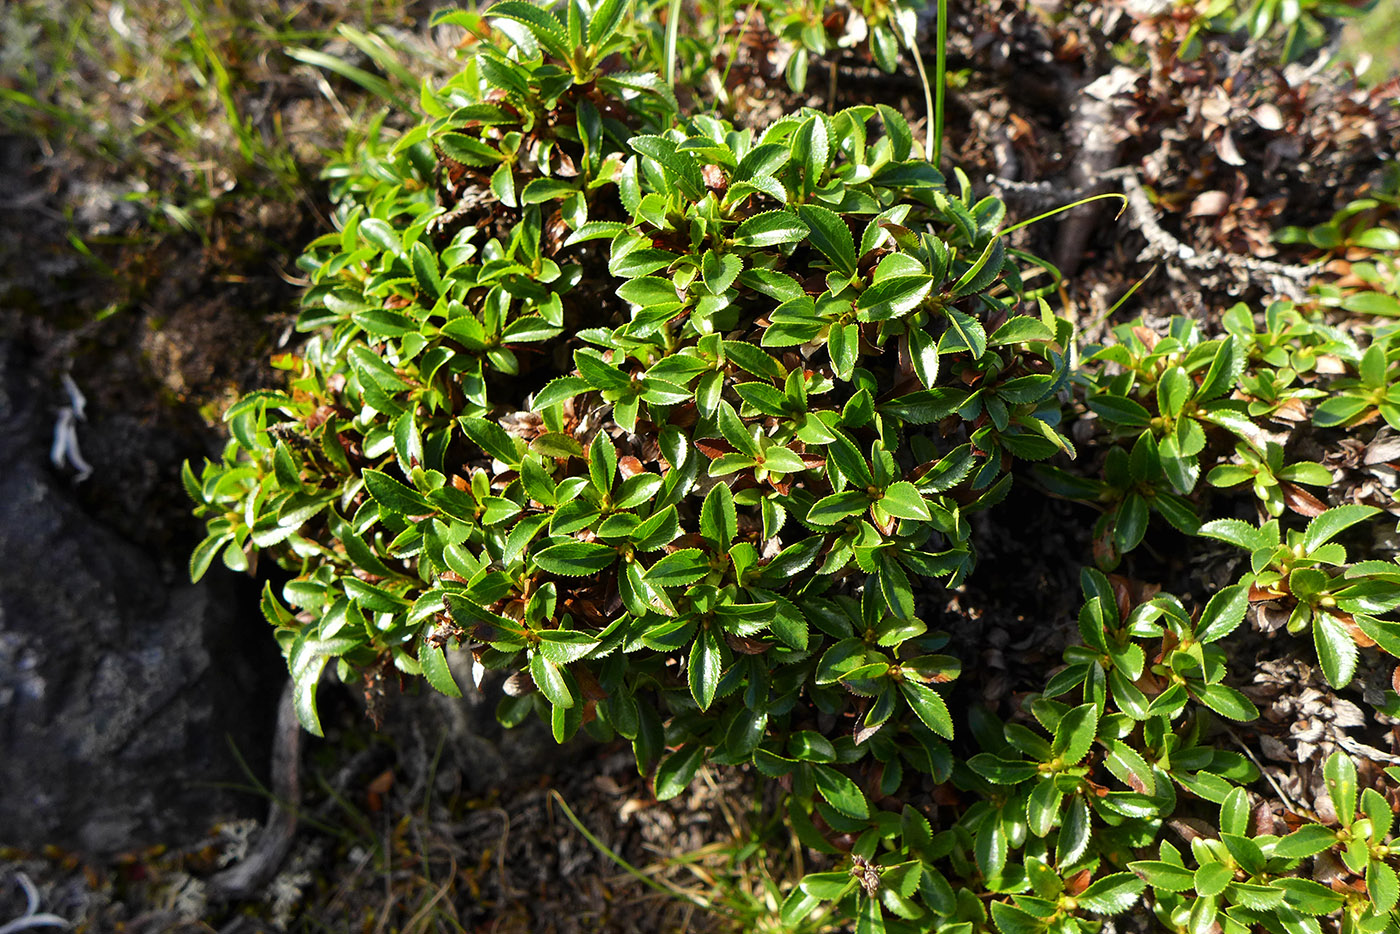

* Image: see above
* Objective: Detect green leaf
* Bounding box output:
[689,627,724,711]
[532,375,590,411]
[908,327,938,388]
[989,315,1056,346]
[191,532,231,582]
[408,239,442,301]
[1220,786,1251,836]
[880,481,932,521]
[1076,873,1146,915]
[1354,227,1400,250]
[1343,291,1400,316]
[976,818,1008,881]
[1196,336,1243,402]
[763,446,807,474]
[800,871,855,901]
[1056,796,1091,865]
[882,389,969,424]
[617,275,681,309]
[291,651,333,736]
[438,131,503,166]
[1194,862,1233,898]
[701,481,738,549]
[1367,859,1399,913]
[1198,518,1273,552]
[1324,750,1357,828]
[1303,504,1379,553]
[363,468,433,516]
[990,901,1048,934]
[1273,824,1337,859]
[529,652,575,709]
[519,177,578,204]
[1026,777,1063,837]
[701,251,742,294]
[1101,737,1154,792]
[588,431,618,494]
[876,553,916,620]
[1227,882,1285,910]
[461,416,522,465]
[586,0,630,44]
[898,680,953,739]
[1190,682,1259,721]
[1196,584,1250,643]
[1087,394,1152,427]
[1314,612,1359,688]
[654,742,705,800]
[812,764,869,819]
[732,210,809,247]
[1114,492,1149,555]
[357,217,402,255]
[717,401,760,456]
[534,541,616,576]
[796,204,856,277]
[1128,860,1195,892]
[647,548,710,587]
[876,105,912,160]
[1274,878,1344,915]
[486,0,569,57]
[969,754,1039,784]
[1277,461,1332,486]
[807,490,871,526]
[421,642,462,697]
[827,431,873,487]
[1362,787,1393,839]
[1314,393,1371,427]
[1050,703,1098,767]
[856,275,932,321]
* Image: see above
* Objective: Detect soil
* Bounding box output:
[3,0,1399,930]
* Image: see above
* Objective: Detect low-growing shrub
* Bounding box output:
[189,2,1400,931]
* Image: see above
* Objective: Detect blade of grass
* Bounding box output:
[285,46,411,111]
[665,0,682,93]
[337,24,421,90]
[895,5,939,164]
[547,788,731,917]
[178,0,256,163]
[933,0,947,164]
[713,0,759,116]
[999,192,1128,236]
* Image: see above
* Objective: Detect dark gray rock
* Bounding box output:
[0,340,282,855]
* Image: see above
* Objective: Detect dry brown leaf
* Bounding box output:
[1281,481,1326,517]
[1189,190,1230,217]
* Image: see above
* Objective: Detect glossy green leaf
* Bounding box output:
[732,210,809,247]
[654,743,705,800]
[898,680,953,739]
[812,764,869,819]
[1049,703,1098,767]
[1324,750,1357,828]
[534,541,616,576]
[796,204,856,277]
[1076,873,1145,915]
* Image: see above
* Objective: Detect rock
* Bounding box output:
[0,340,283,856]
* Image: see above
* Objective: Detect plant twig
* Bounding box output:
[1119,170,1325,299]
[208,679,301,899]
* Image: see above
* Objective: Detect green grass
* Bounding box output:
[1343,0,1400,84]
[0,0,453,274]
